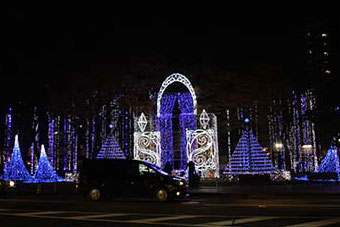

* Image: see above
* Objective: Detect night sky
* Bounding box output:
[0,6,336,109]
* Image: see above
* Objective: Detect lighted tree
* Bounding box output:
[318,146,340,177]
[96,134,126,159]
[3,135,32,181]
[224,130,275,174]
[33,145,63,182]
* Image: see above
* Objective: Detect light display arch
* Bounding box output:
[134,73,220,179]
[156,73,197,117]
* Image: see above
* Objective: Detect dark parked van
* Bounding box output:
[79,159,188,201]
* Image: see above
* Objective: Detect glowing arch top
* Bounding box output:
[157,73,197,117]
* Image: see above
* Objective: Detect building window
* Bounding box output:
[325,70,331,74]
[322,33,328,37]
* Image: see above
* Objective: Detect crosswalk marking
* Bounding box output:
[285,218,340,227]
[127,215,199,223]
[1,209,340,227]
[20,211,65,216]
[199,216,277,226]
[72,213,128,220]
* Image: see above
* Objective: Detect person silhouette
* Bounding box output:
[187,161,196,187]
[164,162,172,175]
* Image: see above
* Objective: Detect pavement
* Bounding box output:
[1,183,340,226]
[189,183,340,195]
[1,191,340,226]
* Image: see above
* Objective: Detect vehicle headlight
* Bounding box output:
[9,181,15,188]
[175,180,185,186]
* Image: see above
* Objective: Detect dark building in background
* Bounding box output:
[303,17,340,146]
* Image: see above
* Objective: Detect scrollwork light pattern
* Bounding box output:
[134,131,161,167]
[186,129,219,178]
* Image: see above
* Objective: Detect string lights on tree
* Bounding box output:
[32,145,63,183]
[96,134,126,159]
[318,146,340,179]
[224,130,275,175]
[3,135,32,181]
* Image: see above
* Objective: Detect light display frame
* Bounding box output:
[186,110,219,178]
[134,113,162,167]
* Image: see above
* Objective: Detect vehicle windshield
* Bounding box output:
[147,163,170,176]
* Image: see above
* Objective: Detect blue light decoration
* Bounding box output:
[29,143,34,174]
[31,145,63,183]
[156,93,196,169]
[224,130,275,175]
[291,91,301,171]
[298,90,318,172]
[91,115,96,158]
[318,146,340,179]
[178,93,196,169]
[96,134,126,159]
[3,107,12,164]
[244,117,250,123]
[156,93,176,167]
[48,114,55,168]
[85,117,90,159]
[2,135,32,181]
[55,116,61,171]
[63,116,71,171]
[31,107,39,174]
[73,133,78,173]
[70,117,78,173]
[100,105,107,146]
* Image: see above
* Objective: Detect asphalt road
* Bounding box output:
[1,190,340,226]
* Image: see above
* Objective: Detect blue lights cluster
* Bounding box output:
[156,93,196,169]
[224,130,275,175]
[2,135,63,183]
[96,134,126,159]
[318,146,340,179]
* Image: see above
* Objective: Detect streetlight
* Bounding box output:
[274,143,283,149]
[274,142,285,170]
[302,145,313,149]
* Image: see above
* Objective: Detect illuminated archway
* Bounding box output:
[156,73,197,117]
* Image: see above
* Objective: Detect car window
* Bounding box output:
[139,164,155,175]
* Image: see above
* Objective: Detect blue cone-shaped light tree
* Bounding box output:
[3,135,32,181]
[33,145,63,182]
[96,134,126,159]
[224,130,275,175]
[318,146,340,179]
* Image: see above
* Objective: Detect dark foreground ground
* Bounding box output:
[1,183,340,226]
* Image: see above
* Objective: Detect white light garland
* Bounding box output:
[157,73,197,117]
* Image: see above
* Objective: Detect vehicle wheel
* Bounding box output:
[155,188,168,202]
[88,188,101,201]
